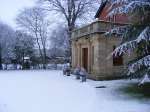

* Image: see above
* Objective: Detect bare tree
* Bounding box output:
[16,7,50,69]
[14,31,35,69]
[38,0,98,57]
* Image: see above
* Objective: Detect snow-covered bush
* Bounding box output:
[107,0,150,83]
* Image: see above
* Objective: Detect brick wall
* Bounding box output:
[99,2,129,24]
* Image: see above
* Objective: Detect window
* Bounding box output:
[113,15,116,22]
[108,17,111,22]
[113,46,123,66]
[108,16,115,22]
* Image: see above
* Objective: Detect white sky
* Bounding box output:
[0,0,36,28]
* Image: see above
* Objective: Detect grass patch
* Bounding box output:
[118,82,150,99]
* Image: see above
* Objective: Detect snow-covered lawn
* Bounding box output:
[0,70,149,112]
[89,80,150,112]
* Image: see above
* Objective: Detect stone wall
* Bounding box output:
[72,33,136,80]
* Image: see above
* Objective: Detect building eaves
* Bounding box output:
[95,0,108,18]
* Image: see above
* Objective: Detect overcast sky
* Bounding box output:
[0,0,36,28]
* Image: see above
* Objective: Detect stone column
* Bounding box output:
[88,39,92,73]
[77,43,82,67]
[71,41,75,68]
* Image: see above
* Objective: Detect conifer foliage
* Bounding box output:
[108,0,150,81]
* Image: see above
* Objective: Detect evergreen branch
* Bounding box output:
[113,26,150,56]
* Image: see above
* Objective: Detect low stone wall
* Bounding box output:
[88,72,126,81]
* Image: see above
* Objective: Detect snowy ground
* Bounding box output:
[0,70,149,112]
[88,80,150,112]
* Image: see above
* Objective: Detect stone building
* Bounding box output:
[71,1,134,80]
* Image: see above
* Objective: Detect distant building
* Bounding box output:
[71,1,134,80]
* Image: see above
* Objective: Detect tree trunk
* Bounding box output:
[67,23,75,66]
[0,46,2,70]
[43,47,47,69]
[35,32,44,69]
[22,53,25,70]
[39,32,47,69]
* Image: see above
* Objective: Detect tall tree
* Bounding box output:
[107,0,150,83]
[16,7,50,69]
[38,0,98,57]
[0,22,15,69]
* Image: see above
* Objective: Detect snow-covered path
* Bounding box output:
[0,70,149,112]
[0,70,99,112]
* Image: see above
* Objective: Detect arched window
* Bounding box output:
[113,46,123,66]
